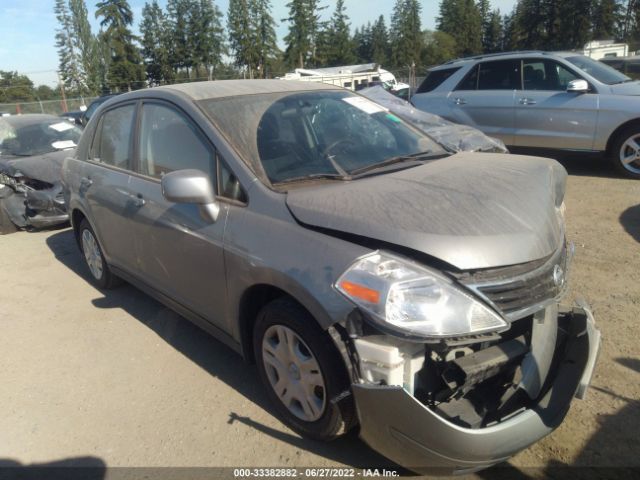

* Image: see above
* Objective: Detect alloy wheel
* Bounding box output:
[82,229,104,280]
[618,133,640,175]
[261,324,326,422]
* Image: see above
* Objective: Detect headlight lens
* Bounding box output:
[336,252,508,338]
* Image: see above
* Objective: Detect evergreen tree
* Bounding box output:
[326,0,356,66]
[484,9,504,53]
[228,0,258,76]
[390,0,423,69]
[283,0,325,68]
[559,0,593,49]
[370,15,390,66]
[476,0,491,51]
[140,0,173,85]
[422,30,458,66]
[69,0,100,94]
[592,0,621,39]
[250,0,279,78]
[167,0,194,76]
[437,0,482,56]
[189,0,226,79]
[54,0,84,93]
[95,0,144,91]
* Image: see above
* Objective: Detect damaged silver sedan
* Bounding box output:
[0,115,80,233]
[62,80,600,474]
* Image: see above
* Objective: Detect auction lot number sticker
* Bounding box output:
[233,468,398,477]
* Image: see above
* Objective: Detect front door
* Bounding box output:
[446,59,520,145]
[514,59,599,150]
[127,101,229,330]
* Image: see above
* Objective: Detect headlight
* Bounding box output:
[335,252,508,339]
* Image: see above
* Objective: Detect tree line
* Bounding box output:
[5,0,637,104]
[433,0,640,64]
[45,0,426,98]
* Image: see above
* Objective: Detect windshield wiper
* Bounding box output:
[273,172,350,186]
[349,150,437,176]
[611,79,633,84]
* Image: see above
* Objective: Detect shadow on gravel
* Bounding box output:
[0,456,105,480]
[619,205,640,243]
[44,229,392,471]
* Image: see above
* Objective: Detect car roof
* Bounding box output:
[430,50,583,71]
[151,79,342,101]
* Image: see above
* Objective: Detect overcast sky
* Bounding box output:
[0,0,517,88]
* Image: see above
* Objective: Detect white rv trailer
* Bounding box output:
[279,63,409,92]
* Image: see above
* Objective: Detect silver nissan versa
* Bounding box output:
[62,80,601,474]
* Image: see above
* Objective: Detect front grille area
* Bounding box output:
[456,243,569,319]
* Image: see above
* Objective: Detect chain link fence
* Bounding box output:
[0,97,97,116]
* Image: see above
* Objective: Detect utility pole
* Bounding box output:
[57,72,68,113]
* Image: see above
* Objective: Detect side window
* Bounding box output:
[455,65,478,90]
[477,60,521,90]
[554,62,581,90]
[523,59,580,91]
[416,67,461,93]
[218,158,247,203]
[138,103,216,181]
[92,104,135,169]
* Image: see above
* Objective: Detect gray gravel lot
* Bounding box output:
[0,157,638,478]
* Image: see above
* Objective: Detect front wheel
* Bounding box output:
[610,127,640,179]
[253,298,355,441]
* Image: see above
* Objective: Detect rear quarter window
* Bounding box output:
[416,67,461,93]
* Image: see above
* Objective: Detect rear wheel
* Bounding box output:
[78,219,120,289]
[253,297,355,441]
[611,127,640,179]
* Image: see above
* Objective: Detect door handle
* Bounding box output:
[519,98,537,105]
[453,97,467,105]
[80,177,93,189]
[134,193,145,208]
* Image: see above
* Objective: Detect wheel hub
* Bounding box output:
[262,324,326,422]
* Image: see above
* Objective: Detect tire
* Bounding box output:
[78,219,121,289]
[610,126,640,179]
[253,297,356,441]
[0,197,18,235]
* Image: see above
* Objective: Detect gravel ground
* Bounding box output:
[0,157,638,479]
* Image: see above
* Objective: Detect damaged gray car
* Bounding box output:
[63,80,600,474]
[0,114,80,233]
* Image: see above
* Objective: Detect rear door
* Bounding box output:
[513,58,598,150]
[126,101,239,330]
[447,59,519,145]
[82,103,137,269]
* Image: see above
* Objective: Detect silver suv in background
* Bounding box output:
[412,51,640,178]
[63,80,600,474]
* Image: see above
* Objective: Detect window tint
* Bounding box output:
[218,159,247,203]
[478,60,520,90]
[138,103,216,180]
[455,65,478,90]
[416,67,461,93]
[523,59,580,91]
[94,104,135,169]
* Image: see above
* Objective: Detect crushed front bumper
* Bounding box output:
[352,303,601,475]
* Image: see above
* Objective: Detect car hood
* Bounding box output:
[286,153,566,270]
[609,81,640,95]
[0,149,70,184]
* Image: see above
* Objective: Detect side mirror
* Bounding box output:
[567,79,589,93]
[161,169,220,223]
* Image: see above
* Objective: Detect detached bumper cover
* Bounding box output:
[352,304,601,474]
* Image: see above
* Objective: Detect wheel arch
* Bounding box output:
[605,118,640,155]
[236,281,341,364]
